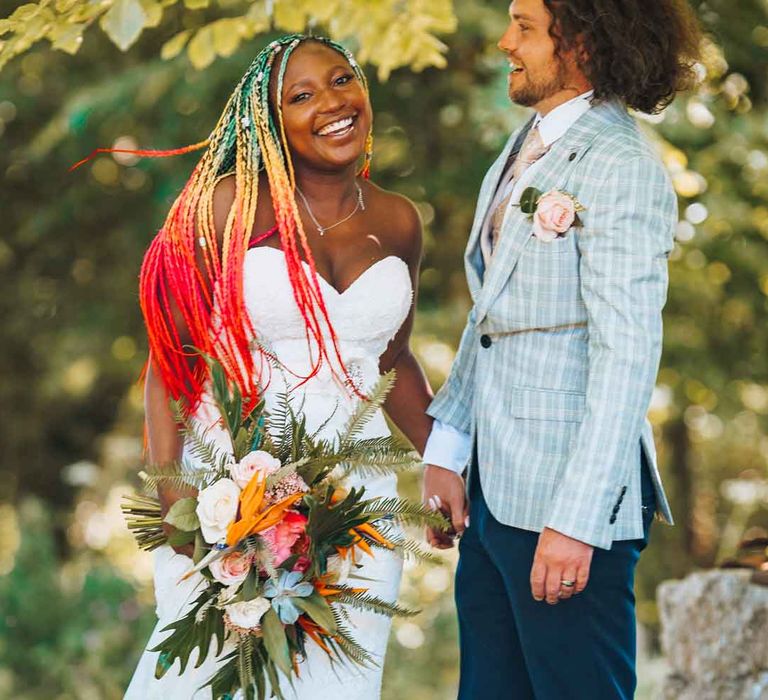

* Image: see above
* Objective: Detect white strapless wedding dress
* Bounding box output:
[125,247,413,699]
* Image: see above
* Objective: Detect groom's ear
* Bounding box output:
[574,34,589,65]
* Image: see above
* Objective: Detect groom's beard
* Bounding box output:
[508,58,568,108]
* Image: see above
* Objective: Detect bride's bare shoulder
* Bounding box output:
[363,180,422,262]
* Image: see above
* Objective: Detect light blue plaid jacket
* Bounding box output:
[428,99,677,549]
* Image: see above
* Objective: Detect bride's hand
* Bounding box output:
[158,484,199,559]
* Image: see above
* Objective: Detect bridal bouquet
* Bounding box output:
[122,355,445,699]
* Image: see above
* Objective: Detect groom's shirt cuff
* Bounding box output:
[423,420,472,475]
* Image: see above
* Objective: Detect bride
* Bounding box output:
[125,34,435,699]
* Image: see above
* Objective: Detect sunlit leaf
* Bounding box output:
[139,0,162,28]
[160,28,190,60]
[9,4,40,23]
[99,0,148,51]
[187,25,215,69]
[211,18,240,58]
[50,22,84,54]
[273,0,308,33]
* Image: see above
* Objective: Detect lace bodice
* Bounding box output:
[241,246,413,439]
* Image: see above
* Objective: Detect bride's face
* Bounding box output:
[276,42,371,173]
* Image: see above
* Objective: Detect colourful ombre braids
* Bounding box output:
[75,35,374,410]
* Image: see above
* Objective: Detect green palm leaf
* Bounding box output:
[150,587,226,679]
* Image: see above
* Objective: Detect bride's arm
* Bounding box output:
[145,354,197,557]
[381,345,434,455]
[379,198,434,455]
[143,175,236,557]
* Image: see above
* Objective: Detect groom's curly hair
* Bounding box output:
[543,0,702,114]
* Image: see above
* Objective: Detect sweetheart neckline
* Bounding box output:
[246,246,410,298]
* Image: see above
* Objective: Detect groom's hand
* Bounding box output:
[423,465,467,549]
[530,528,593,604]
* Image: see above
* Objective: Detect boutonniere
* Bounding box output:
[518,187,586,243]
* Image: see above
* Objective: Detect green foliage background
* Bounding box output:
[1,1,768,697]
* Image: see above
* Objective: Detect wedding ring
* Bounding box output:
[560,579,576,588]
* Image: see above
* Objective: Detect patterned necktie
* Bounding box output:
[487,126,549,258]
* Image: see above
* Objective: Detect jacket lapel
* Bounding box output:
[464,117,535,298]
[474,99,630,325]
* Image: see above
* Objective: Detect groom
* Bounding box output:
[422,0,700,697]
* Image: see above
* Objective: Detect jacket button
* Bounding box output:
[612,504,621,514]
[609,514,617,524]
[569,152,577,161]
[621,486,628,496]
[480,334,492,348]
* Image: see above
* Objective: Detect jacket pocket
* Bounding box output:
[508,387,586,422]
[523,233,575,255]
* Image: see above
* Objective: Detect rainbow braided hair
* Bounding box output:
[74,35,374,410]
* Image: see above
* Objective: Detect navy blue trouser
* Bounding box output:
[455,450,656,700]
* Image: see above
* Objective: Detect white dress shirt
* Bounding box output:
[424,91,594,474]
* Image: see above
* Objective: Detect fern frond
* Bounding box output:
[362,498,449,530]
[339,439,420,478]
[327,613,377,668]
[180,419,231,474]
[243,534,277,581]
[140,471,208,493]
[265,457,310,489]
[366,526,443,564]
[338,372,395,445]
[330,587,418,618]
[237,633,255,692]
[308,401,342,441]
[267,392,290,438]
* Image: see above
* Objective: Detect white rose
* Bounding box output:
[224,597,271,630]
[229,450,281,489]
[326,554,351,585]
[196,478,241,544]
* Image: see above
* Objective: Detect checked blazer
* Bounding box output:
[427,99,677,549]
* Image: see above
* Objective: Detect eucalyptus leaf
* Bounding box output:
[293,591,336,634]
[167,529,195,547]
[233,428,250,462]
[193,530,207,565]
[163,497,200,532]
[241,567,262,601]
[261,608,292,677]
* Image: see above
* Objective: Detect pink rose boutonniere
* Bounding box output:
[519,186,586,242]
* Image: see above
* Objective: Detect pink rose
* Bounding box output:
[533,190,576,242]
[208,549,253,586]
[260,511,308,566]
[229,450,281,489]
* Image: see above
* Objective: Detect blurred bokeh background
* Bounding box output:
[1,0,768,697]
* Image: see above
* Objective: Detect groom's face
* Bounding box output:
[499,0,588,115]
